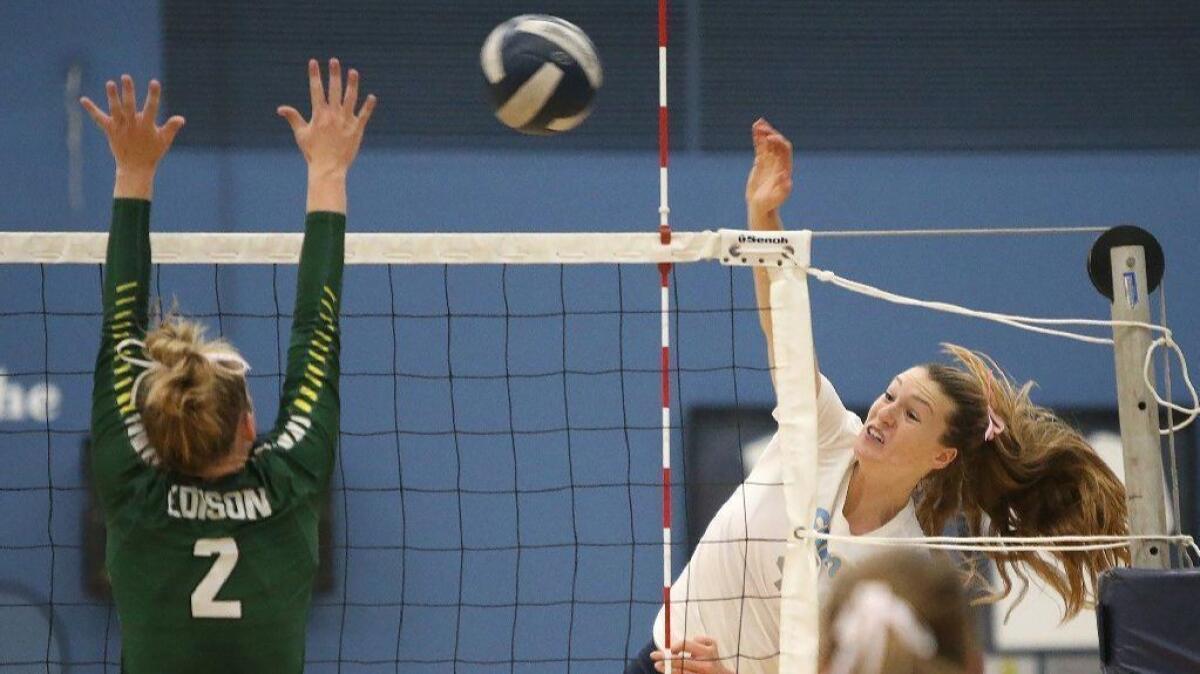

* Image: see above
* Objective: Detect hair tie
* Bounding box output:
[115,337,251,408]
[980,368,1007,442]
[826,581,938,674]
[984,405,1006,441]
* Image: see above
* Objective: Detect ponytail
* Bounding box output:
[921,344,1129,618]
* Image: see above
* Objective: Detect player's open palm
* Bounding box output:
[278,58,377,175]
[80,75,185,173]
[745,118,793,222]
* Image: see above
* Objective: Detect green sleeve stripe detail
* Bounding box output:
[299,385,319,401]
[304,372,322,388]
[114,362,131,376]
[113,309,134,320]
[306,363,324,378]
[320,298,335,314]
[307,350,326,364]
[113,331,131,340]
[293,398,313,414]
[115,280,139,292]
[114,377,132,391]
[314,330,333,343]
[310,339,330,354]
[117,391,131,406]
[115,295,137,307]
[323,285,337,302]
[318,312,333,323]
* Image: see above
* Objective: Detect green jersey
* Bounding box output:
[91,199,344,673]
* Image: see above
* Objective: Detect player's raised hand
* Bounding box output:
[277,58,377,175]
[80,75,185,176]
[745,118,793,222]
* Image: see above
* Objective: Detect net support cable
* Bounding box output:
[795,531,1200,560]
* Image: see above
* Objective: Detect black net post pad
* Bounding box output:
[1098,567,1200,673]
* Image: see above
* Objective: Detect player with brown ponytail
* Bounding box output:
[639,119,1129,674]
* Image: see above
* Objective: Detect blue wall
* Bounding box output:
[2,1,1198,671]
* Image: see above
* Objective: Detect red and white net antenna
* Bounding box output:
[657,0,674,668]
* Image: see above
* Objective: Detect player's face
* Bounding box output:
[853,367,958,476]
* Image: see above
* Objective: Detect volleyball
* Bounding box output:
[480,14,603,135]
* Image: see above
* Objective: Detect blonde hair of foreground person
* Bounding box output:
[820,551,982,674]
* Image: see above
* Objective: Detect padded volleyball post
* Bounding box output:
[1104,242,1169,568]
[767,231,820,674]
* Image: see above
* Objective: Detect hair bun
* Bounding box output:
[145,319,207,368]
[138,315,252,476]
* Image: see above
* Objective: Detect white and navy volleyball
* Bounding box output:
[481,14,603,135]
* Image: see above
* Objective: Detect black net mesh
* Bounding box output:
[0,258,771,672]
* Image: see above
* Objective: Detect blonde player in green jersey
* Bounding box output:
[82,58,375,673]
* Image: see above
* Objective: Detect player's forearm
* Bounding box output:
[98,198,152,404]
[748,207,782,368]
[277,211,344,438]
[305,169,348,214]
[113,168,156,200]
[104,199,152,307]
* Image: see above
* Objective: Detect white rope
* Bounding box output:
[799,265,1200,432]
[1144,337,1200,433]
[795,529,1200,557]
[811,226,1110,238]
[1160,284,1185,536]
[804,266,1152,345]
[795,529,1200,558]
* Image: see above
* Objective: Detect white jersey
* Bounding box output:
[653,376,925,674]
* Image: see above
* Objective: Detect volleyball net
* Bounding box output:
[0,230,775,672]
[0,228,1196,672]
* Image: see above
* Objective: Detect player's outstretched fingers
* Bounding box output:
[356,94,377,130]
[308,59,325,112]
[277,105,306,133]
[327,58,343,110]
[143,79,162,122]
[767,134,792,166]
[160,115,187,149]
[79,96,111,129]
[343,68,359,111]
[120,74,137,120]
[753,118,772,145]
[105,80,123,125]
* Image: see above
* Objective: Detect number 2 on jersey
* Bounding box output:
[192,537,242,619]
